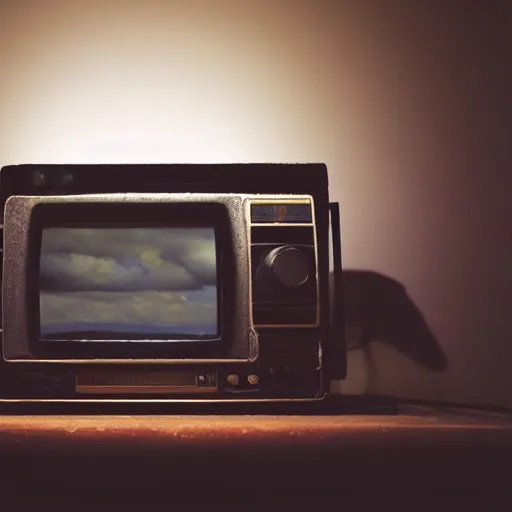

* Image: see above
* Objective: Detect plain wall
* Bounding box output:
[1,1,511,406]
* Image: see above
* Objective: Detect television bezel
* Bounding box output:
[2,194,256,363]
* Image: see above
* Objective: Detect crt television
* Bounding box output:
[0,164,345,407]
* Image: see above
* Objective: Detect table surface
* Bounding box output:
[1,411,511,433]
[2,412,512,504]
[1,411,512,450]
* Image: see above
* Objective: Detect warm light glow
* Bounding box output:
[0,0,361,166]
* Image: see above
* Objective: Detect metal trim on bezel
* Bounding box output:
[1,193,256,365]
[2,193,320,366]
[0,395,327,404]
[4,358,255,364]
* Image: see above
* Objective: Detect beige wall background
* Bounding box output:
[1,1,511,406]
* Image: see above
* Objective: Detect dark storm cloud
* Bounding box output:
[40,227,216,292]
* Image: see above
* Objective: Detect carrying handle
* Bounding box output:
[328,202,347,380]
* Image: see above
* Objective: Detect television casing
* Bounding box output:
[0,164,346,409]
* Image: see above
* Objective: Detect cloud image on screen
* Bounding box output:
[39,227,217,340]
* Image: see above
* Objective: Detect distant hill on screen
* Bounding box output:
[41,322,217,337]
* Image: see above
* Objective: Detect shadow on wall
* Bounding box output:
[334,270,448,391]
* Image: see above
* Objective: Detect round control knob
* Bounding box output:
[227,374,239,386]
[247,374,259,385]
[264,246,310,288]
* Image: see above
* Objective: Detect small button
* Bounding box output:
[197,374,211,386]
[227,374,239,386]
[247,374,259,385]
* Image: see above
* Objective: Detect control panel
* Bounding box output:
[248,198,319,328]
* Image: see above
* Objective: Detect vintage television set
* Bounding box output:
[0,164,346,408]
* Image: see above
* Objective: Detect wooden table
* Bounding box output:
[1,412,512,506]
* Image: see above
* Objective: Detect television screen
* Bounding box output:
[39,227,218,340]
